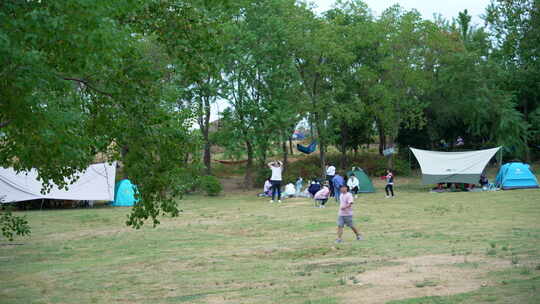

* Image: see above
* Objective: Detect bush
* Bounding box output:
[199,175,222,196]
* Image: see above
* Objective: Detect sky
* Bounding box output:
[312,0,492,25]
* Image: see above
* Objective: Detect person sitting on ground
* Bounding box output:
[332,173,345,202]
[308,180,321,197]
[479,173,489,189]
[456,136,464,146]
[314,184,330,208]
[282,182,296,198]
[258,178,272,197]
[347,173,360,198]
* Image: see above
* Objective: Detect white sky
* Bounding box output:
[312,0,492,25]
[209,0,492,122]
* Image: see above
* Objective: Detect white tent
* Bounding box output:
[410,147,501,184]
[0,162,116,203]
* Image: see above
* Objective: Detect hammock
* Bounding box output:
[297,141,317,154]
[213,159,248,165]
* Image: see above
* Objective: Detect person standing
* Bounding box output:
[336,185,363,243]
[347,173,360,198]
[332,173,345,202]
[385,169,394,198]
[268,161,283,203]
[326,164,336,197]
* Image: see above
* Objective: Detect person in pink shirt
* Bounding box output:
[336,185,364,243]
[313,184,330,208]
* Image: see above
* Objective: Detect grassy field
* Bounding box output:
[1,178,539,304]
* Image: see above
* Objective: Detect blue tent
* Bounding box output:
[112,179,139,207]
[495,162,539,190]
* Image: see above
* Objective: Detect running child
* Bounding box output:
[336,185,364,243]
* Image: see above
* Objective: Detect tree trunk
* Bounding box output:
[340,123,348,170]
[282,137,288,174]
[289,136,294,155]
[121,144,129,179]
[387,136,394,169]
[378,125,386,156]
[244,141,254,189]
[202,96,212,175]
[316,122,326,178]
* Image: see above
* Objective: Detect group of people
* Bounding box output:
[263,160,398,243]
[262,161,396,203]
[433,172,490,192]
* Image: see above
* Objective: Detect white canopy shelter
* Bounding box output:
[0,162,116,203]
[410,147,501,184]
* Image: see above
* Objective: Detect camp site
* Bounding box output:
[1,1,540,303]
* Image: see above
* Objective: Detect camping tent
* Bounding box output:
[410,147,500,184]
[112,179,138,207]
[495,162,539,190]
[346,168,375,193]
[0,163,116,203]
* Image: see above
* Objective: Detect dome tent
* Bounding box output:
[346,167,375,193]
[112,179,139,207]
[495,162,539,190]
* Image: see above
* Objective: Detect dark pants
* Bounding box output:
[327,175,335,197]
[385,184,394,196]
[351,186,358,194]
[270,180,281,200]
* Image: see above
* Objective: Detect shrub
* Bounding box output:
[199,175,222,196]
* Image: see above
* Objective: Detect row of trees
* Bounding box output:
[206,0,540,185]
[1,0,539,232]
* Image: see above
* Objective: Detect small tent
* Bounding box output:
[112,179,139,207]
[410,147,501,184]
[346,167,375,193]
[495,162,539,190]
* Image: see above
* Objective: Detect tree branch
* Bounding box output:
[62,77,113,97]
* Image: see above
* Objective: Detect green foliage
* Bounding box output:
[199,175,223,196]
[0,209,30,241]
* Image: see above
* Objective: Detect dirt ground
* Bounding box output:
[341,254,512,303]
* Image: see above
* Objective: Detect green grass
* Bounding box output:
[1,181,539,303]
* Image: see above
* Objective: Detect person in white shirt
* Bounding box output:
[326,164,336,197]
[347,173,360,198]
[283,183,296,198]
[268,160,283,203]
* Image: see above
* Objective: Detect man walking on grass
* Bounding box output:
[336,185,364,243]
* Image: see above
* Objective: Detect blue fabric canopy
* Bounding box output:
[297,141,317,154]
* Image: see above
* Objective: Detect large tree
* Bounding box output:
[1,0,201,229]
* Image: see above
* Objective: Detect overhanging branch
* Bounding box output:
[62,77,113,97]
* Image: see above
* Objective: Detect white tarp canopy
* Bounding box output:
[0,162,116,203]
[410,147,501,184]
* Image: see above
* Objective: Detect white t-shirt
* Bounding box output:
[326,165,336,176]
[284,183,296,195]
[270,166,282,181]
[347,176,359,188]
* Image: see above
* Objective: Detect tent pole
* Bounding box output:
[40,199,44,211]
[499,147,503,168]
[408,146,412,176]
